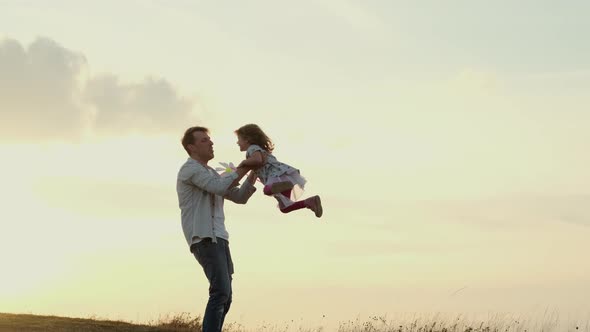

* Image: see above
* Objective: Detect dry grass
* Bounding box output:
[0,312,200,332]
[335,312,589,332]
[0,312,588,332]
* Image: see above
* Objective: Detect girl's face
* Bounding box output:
[236,135,250,151]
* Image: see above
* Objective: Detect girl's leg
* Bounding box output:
[280,189,292,199]
[276,189,297,211]
[279,200,306,213]
[263,181,295,196]
[279,195,322,217]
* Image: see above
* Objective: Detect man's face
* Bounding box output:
[190,131,214,162]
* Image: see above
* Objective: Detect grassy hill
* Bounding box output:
[0,312,200,332]
[1,311,585,332]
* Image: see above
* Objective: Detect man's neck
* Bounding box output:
[191,155,208,167]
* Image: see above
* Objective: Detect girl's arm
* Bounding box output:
[238,151,265,168]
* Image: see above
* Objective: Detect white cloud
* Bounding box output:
[85,75,194,135]
[0,37,197,142]
[0,37,88,141]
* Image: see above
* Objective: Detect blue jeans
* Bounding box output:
[192,238,234,332]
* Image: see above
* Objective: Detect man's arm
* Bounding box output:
[228,166,252,188]
[225,170,258,204]
[181,163,241,195]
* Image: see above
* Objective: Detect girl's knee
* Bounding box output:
[263,185,273,195]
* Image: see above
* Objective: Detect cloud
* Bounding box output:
[0,37,196,142]
[539,194,590,227]
[85,75,194,134]
[0,37,88,141]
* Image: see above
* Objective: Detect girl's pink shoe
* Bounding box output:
[305,195,323,218]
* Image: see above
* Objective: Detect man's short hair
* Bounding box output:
[182,126,209,155]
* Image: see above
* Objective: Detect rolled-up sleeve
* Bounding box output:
[225,180,257,204]
[179,162,238,195]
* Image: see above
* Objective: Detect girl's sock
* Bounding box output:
[280,200,306,213]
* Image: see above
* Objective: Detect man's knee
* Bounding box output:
[213,291,230,303]
[210,284,232,305]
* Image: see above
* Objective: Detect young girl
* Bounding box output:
[235,124,323,218]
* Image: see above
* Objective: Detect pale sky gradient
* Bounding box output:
[1,1,590,329]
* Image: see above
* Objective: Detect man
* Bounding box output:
[176,126,257,332]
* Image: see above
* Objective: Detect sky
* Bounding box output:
[1,0,590,329]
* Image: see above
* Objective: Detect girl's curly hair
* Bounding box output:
[235,124,274,153]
